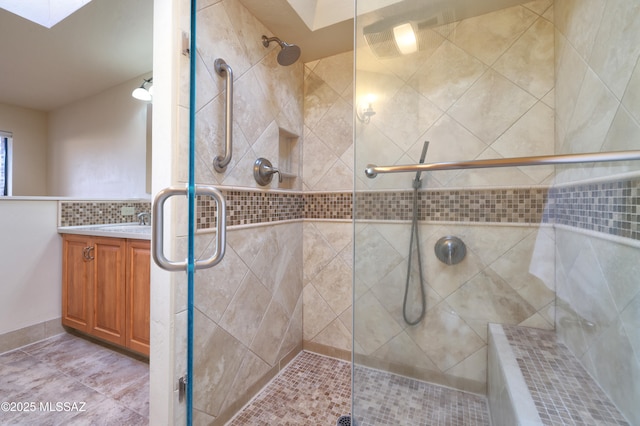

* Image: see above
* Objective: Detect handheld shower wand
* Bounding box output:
[403,141,429,325]
[413,141,430,188]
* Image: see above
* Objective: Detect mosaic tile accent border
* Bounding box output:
[60,176,640,242]
[196,190,304,229]
[501,325,629,425]
[304,192,352,220]
[547,178,640,240]
[355,188,549,223]
[59,201,151,227]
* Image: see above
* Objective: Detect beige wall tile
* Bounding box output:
[494,17,555,99]
[622,61,640,123]
[554,31,587,149]
[562,68,619,155]
[312,318,352,352]
[409,41,487,111]
[554,0,604,60]
[354,291,403,355]
[491,101,555,183]
[193,312,245,417]
[310,256,352,316]
[250,300,291,366]
[311,51,354,95]
[588,0,640,99]
[449,6,537,66]
[447,268,537,325]
[523,0,553,16]
[219,272,271,347]
[371,331,439,373]
[582,318,640,425]
[302,284,337,341]
[406,302,484,371]
[448,70,537,144]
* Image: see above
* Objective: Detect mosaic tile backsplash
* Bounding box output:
[60,176,640,241]
[59,201,151,227]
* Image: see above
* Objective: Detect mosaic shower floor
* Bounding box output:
[229,350,490,425]
[503,325,629,425]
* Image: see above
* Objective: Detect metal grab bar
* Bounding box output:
[152,185,226,272]
[365,150,640,178]
[213,58,233,172]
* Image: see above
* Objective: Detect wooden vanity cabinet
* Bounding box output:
[125,239,151,355]
[61,234,150,356]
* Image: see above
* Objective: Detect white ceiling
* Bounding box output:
[0,0,153,111]
[0,0,351,112]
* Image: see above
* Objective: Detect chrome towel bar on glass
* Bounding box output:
[213,58,233,172]
[365,150,640,178]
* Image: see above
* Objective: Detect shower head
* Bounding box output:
[262,35,301,66]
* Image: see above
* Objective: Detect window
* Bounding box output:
[0,131,12,196]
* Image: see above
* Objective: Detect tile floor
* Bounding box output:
[353,367,490,426]
[0,332,149,425]
[503,325,629,426]
[229,350,490,425]
[2,335,491,425]
[228,351,352,425]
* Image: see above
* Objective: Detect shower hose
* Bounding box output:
[402,142,429,325]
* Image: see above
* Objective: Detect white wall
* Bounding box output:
[47,75,151,198]
[0,199,61,335]
[0,103,48,196]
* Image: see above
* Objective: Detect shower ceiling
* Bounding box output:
[240,0,534,63]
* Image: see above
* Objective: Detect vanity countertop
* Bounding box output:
[58,223,151,240]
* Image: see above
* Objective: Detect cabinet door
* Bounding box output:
[62,234,92,331]
[90,237,127,346]
[126,240,151,356]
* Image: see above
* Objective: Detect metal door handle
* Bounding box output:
[152,185,226,271]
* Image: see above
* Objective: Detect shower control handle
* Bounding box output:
[253,158,282,186]
[434,236,466,265]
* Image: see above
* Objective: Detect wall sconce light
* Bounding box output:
[132,77,153,101]
[356,95,377,124]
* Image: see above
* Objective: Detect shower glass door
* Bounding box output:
[353,0,558,423]
[181,0,306,424]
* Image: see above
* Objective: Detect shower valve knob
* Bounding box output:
[253,158,282,186]
[434,236,466,265]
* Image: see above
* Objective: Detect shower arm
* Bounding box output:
[213,58,233,172]
[365,150,640,178]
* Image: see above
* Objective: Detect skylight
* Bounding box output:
[286,0,402,31]
[0,0,93,28]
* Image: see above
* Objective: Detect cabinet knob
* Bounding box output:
[83,246,95,261]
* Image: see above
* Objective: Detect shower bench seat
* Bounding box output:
[487,323,628,425]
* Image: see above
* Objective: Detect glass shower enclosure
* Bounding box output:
[353,0,640,424]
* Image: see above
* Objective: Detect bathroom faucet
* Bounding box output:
[137,212,151,225]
